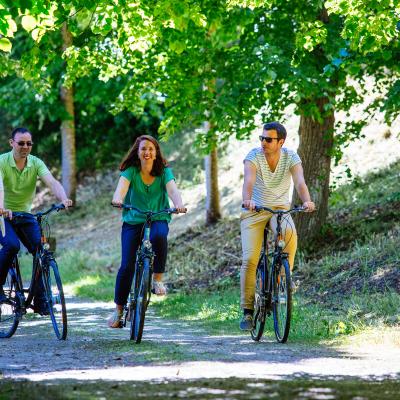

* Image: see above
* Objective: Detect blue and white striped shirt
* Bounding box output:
[244,147,301,206]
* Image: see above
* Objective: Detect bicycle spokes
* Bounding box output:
[273,260,292,343]
[0,273,21,338]
[43,260,67,340]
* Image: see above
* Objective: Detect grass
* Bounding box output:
[152,288,382,342]
[18,249,117,301]
[309,159,400,255]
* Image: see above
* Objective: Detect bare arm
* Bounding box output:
[40,173,73,208]
[0,189,4,212]
[290,163,315,212]
[242,160,257,210]
[0,174,12,218]
[111,176,130,206]
[166,180,186,213]
[0,173,3,209]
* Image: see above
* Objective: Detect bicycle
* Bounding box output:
[112,204,184,343]
[245,205,306,343]
[0,203,68,340]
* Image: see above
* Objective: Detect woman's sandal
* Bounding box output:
[108,310,123,328]
[153,281,167,296]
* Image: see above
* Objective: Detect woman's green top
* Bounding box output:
[121,166,175,225]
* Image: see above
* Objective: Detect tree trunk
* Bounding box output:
[60,23,77,202]
[204,122,221,224]
[293,96,334,246]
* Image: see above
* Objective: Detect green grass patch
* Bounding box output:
[329,159,400,212]
[57,249,116,300]
[152,288,363,342]
[18,249,117,301]
[311,160,400,255]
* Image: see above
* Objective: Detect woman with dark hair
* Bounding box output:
[109,135,186,328]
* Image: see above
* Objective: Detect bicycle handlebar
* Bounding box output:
[10,203,67,219]
[111,203,187,215]
[242,204,306,214]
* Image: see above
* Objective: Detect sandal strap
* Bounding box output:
[153,281,167,294]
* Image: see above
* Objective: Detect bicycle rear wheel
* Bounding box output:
[130,257,151,343]
[0,271,21,338]
[272,258,292,343]
[42,259,67,340]
[251,259,266,341]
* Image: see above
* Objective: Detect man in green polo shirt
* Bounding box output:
[0,127,72,313]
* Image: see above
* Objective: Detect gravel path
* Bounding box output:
[0,297,399,383]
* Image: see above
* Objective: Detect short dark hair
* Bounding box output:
[263,122,287,141]
[11,127,32,139]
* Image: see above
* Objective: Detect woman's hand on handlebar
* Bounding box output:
[174,204,187,214]
[111,198,124,208]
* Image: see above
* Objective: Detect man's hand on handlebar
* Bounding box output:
[0,208,12,219]
[242,200,256,211]
[61,199,73,209]
[302,201,315,212]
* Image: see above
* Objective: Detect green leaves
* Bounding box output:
[296,20,328,52]
[169,40,186,54]
[326,0,399,53]
[0,37,11,52]
[21,14,36,31]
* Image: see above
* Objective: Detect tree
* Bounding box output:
[60,22,76,201]
[2,0,398,236]
[54,1,270,224]
[224,0,400,245]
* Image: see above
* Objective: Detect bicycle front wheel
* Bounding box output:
[251,260,266,341]
[42,260,67,340]
[130,257,151,343]
[0,271,21,338]
[272,258,292,343]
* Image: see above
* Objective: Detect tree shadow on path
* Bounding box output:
[0,297,399,382]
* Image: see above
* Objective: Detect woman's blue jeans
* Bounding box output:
[114,221,169,306]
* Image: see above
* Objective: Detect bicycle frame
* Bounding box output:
[1,203,68,339]
[128,215,155,324]
[112,204,182,341]
[11,205,63,310]
[249,205,305,342]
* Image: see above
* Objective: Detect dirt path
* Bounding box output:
[0,297,399,384]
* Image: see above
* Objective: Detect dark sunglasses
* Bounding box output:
[15,141,33,147]
[259,136,280,143]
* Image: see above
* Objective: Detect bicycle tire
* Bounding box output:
[0,271,21,338]
[272,258,292,343]
[251,260,267,341]
[131,257,150,343]
[42,259,67,340]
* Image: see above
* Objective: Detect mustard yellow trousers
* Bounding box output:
[240,207,297,310]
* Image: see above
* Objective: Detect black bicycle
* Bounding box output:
[248,206,306,343]
[0,204,68,340]
[112,204,183,343]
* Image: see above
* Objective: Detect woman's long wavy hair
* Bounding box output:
[119,135,168,176]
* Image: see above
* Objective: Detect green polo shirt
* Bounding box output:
[0,151,50,212]
[121,166,175,225]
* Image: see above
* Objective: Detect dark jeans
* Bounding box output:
[114,221,169,306]
[0,215,45,301]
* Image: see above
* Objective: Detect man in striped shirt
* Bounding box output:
[240,122,315,331]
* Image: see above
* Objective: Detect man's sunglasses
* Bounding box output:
[15,141,33,147]
[259,136,280,143]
